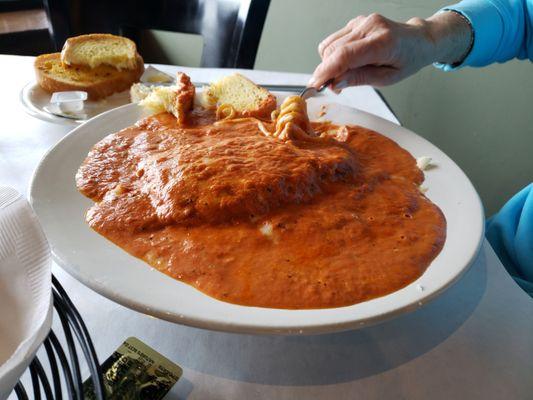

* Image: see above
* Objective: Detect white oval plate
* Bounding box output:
[29,94,484,335]
[20,81,131,125]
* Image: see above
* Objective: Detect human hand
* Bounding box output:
[309,12,472,89]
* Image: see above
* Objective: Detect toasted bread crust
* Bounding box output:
[61,33,138,69]
[173,72,195,125]
[203,74,277,119]
[232,74,276,119]
[34,53,144,100]
[239,94,277,119]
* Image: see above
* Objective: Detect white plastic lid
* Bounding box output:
[50,91,88,112]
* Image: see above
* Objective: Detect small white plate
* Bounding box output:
[20,81,131,125]
[29,94,484,335]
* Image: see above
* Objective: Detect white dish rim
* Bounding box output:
[29,97,485,335]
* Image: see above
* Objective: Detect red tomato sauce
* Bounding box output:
[76,111,446,309]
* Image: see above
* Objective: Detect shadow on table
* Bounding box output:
[178,251,487,386]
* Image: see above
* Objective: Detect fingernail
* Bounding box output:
[307,77,317,87]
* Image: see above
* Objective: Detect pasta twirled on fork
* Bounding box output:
[214,94,327,143]
[258,96,328,142]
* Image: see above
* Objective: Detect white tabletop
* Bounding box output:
[2,54,532,400]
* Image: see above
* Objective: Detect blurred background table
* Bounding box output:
[2,54,533,400]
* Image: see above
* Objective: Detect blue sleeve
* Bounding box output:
[435,0,533,71]
[486,183,533,297]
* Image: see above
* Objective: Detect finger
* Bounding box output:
[330,79,349,94]
[334,66,399,88]
[309,39,378,87]
[321,29,366,60]
[318,25,352,59]
[319,16,369,59]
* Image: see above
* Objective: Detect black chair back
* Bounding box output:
[43,0,271,68]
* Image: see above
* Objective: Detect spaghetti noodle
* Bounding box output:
[262,96,328,142]
[215,103,237,120]
[214,95,327,143]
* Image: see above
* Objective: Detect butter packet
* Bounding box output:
[84,337,182,400]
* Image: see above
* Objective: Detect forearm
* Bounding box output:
[434,0,532,68]
[408,11,473,67]
[424,11,473,65]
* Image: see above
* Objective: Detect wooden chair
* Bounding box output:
[43,0,271,68]
[0,1,53,55]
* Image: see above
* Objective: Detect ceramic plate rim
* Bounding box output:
[20,81,83,125]
[29,97,485,335]
[20,81,131,125]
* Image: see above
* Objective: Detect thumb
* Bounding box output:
[334,65,399,88]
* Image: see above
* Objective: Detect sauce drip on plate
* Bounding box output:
[76,111,446,309]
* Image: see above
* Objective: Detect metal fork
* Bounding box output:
[300,78,348,100]
[147,78,346,99]
[299,78,335,100]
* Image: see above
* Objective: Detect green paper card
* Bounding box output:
[84,337,182,399]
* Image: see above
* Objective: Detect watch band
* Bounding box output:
[447,9,475,67]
